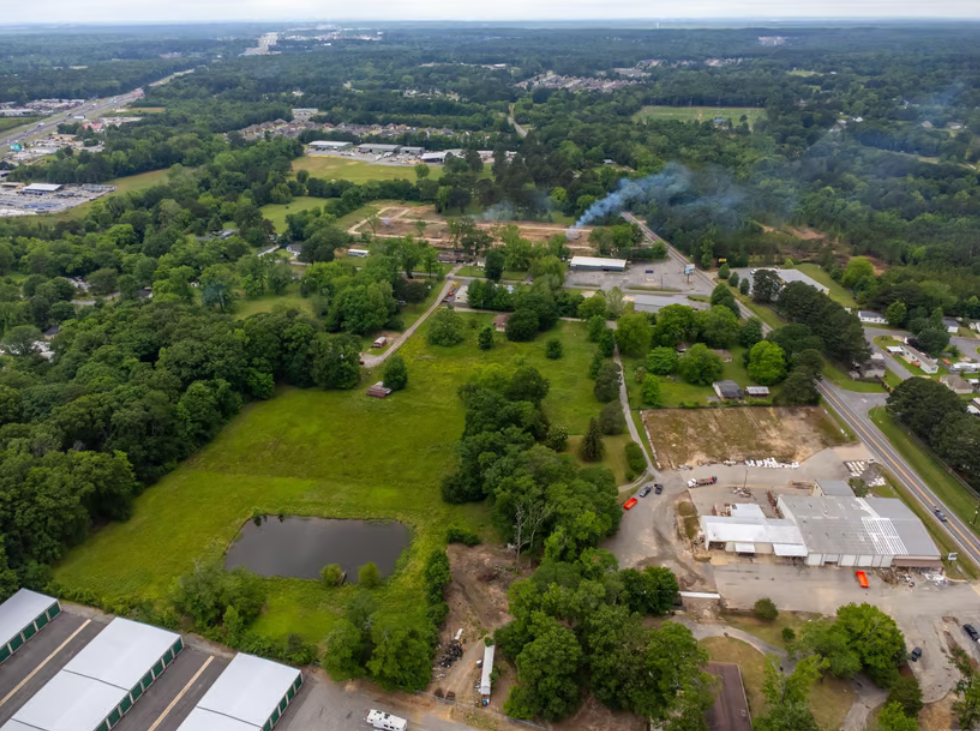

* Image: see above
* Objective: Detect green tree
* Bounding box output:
[775,369,820,405]
[427,308,465,346]
[718,263,730,279]
[504,616,584,720]
[367,615,433,691]
[748,341,788,386]
[620,566,680,615]
[321,564,344,586]
[579,294,607,321]
[652,304,697,348]
[310,333,361,390]
[507,366,550,406]
[739,317,764,348]
[358,562,382,588]
[914,326,949,356]
[506,308,540,342]
[641,375,662,407]
[876,702,918,731]
[587,315,608,342]
[383,355,409,391]
[835,603,906,688]
[696,306,739,348]
[955,672,980,730]
[753,597,779,621]
[593,362,621,403]
[886,675,923,717]
[739,277,750,296]
[842,256,875,289]
[580,417,605,462]
[646,346,679,375]
[753,269,782,303]
[754,655,825,731]
[885,301,907,328]
[485,248,505,282]
[614,313,652,356]
[729,272,740,288]
[678,344,723,386]
[546,338,563,360]
[478,325,494,350]
[598,402,625,435]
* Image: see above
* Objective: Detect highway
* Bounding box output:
[623,208,980,568]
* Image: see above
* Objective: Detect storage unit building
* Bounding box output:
[0,589,61,664]
[777,495,941,569]
[569,256,627,272]
[1,617,182,731]
[176,653,302,731]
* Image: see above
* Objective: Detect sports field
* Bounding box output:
[54,316,606,644]
[292,155,442,183]
[633,106,766,128]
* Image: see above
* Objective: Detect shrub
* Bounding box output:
[646,346,679,375]
[729,272,740,287]
[477,325,494,350]
[358,562,382,588]
[753,597,778,621]
[383,355,408,391]
[422,550,451,604]
[427,308,465,346]
[625,443,646,473]
[782,626,796,643]
[598,402,625,435]
[718,263,730,279]
[579,417,604,461]
[505,308,539,342]
[321,564,344,586]
[641,374,662,407]
[446,527,481,546]
[634,366,647,384]
[593,361,621,403]
[887,675,923,717]
[545,425,569,451]
[545,338,563,359]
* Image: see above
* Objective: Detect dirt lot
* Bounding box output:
[348,205,594,252]
[643,407,844,469]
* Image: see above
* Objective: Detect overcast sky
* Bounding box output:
[4,0,980,24]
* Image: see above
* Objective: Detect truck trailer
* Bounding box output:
[367,710,408,731]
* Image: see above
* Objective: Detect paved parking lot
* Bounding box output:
[565,256,709,295]
[0,612,106,724]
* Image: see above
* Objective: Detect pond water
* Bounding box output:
[225,516,410,582]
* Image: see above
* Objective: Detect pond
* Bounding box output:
[225,516,410,582]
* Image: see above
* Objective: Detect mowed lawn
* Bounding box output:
[794,264,858,308]
[292,155,441,183]
[632,106,766,128]
[54,316,601,644]
[260,196,327,232]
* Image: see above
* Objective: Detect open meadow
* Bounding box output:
[632,106,766,128]
[291,154,441,183]
[54,315,612,644]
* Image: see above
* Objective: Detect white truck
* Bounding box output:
[366,710,408,731]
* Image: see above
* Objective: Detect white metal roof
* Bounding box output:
[733,542,756,553]
[774,543,808,557]
[569,256,627,268]
[480,645,495,695]
[174,709,256,731]
[64,617,179,690]
[22,183,62,192]
[194,653,300,727]
[0,589,57,647]
[3,670,124,731]
[700,514,806,547]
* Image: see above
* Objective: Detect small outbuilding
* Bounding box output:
[0,589,61,664]
[713,380,743,400]
[745,386,770,397]
[479,644,496,703]
[367,382,392,399]
[493,313,512,332]
[175,653,302,731]
[569,256,627,272]
[372,336,388,349]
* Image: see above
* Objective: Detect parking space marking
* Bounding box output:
[145,655,214,731]
[0,618,91,709]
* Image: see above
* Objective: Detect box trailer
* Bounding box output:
[367,710,408,731]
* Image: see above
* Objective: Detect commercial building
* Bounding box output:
[176,653,302,731]
[357,143,401,154]
[419,151,449,164]
[758,268,829,295]
[399,146,425,155]
[777,495,941,568]
[632,293,709,313]
[0,589,60,663]
[308,140,352,151]
[2,618,182,731]
[0,109,34,117]
[701,504,808,557]
[20,183,62,195]
[568,256,627,272]
[814,479,854,498]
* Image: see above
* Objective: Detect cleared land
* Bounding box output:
[622,347,753,409]
[793,264,858,308]
[260,196,326,232]
[54,316,605,644]
[643,406,843,468]
[632,106,765,128]
[292,155,442,183]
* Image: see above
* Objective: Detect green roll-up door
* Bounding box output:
[131,683,143,701]
[119,695,132,713]
[108,707,121,726]
[286,685,294,700]
[163,648,173,664]
[95,721,109,731]
[9,634,23,652]
[22,623,36,640]
[174,637,183,653]
[0,643,11,662]
[48,603,61,619]
[36,613,48,631]
[152,659,164,677]
[141,671,153,690]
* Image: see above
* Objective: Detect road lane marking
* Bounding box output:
[820,386,980,558]
[145,655,214,731]
[0,619,92,709]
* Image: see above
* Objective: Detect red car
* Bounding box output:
[623,497,638,511]
[855,570,869,589]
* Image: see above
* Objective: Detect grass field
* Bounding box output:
[622,346,753,408]
[234,287,313,320]
[126,107,166,114]
[822,362,886,393]
[54,316,606,644]
[721,611,818,650]
[259,197,326,233]
[292,155,442,183]
[0,116,41,133]
[632,106,766,128]
[794,264,858,308]
[457,266,528,282]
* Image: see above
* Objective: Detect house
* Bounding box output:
[904,345,938,374]
[968,405,980,417]
[366,382,392,399]
[950,361,980,373]
[858,310,887,325]
[745,386,770,397]
[712,380,743,400]
[857,353,886,380]
[886,345,906,357]
[971,321,980,333]
[42,326,60,340]
[940,373,974,395]
[943,318,961,334]
[493,313,512,332]
[372,336,387,349]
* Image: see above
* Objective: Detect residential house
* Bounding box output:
[745,386,770,397]
[712,380,743,400]
[943,318,961,334]
[940,373,974,395]
[858,311,887,325]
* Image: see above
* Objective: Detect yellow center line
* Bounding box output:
[0,618,92,709]
[146,655,214,731]
[822,387,980,554]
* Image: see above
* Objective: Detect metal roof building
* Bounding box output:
[777,495,941,568]
[479,645,496,698]
[176,653,302,731]
[21,183,62,194]
[357,143,401,154]
[2,618,183,731]
[0,589,60,664]
[760,268,829,294]
[308,140,352,150]
[701,504,808,557]
[632,293,709,313]
[814,479,854,498]
[569,256,627,272]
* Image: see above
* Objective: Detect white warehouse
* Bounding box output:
[0,589,61,664]
[176,653,302,731]
[1,617,182,731]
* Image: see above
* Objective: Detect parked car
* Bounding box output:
[654,483,664,494]
[855,570,869,589]
[623,497,638,510]
[909,647,922,662]
[934,507,948,522]
[638,485,652,497]
[644,269,654,274]
[965,624,980,643]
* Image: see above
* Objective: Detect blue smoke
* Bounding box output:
[572,162,695,230]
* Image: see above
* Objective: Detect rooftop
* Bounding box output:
[778,495,939,559]
[569,255,628,268]
[0,589,57,647]
[22,183,62,193]
[817,479,854,497]
[701,504,807,556]
[760,268,828,293]
[64,617,180,690]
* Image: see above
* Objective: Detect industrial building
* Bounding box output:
[419,151,449,164]
[814,479,855,498]
[176,653,302,731]
[0,589,60,664]
[308,140,352,151]
[568,256,627,272]
[777,495,941,568]
[357,143,401,154]
[2,617,182,731]
[20,183,63,195]
[701,504,808,557]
